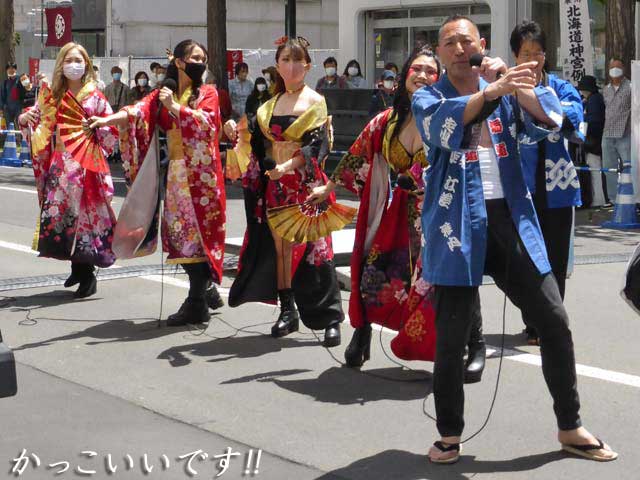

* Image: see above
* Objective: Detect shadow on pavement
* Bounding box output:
[313,448,566,480]
[270,366,432,405]
[157,333,320,367]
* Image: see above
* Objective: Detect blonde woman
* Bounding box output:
[19,42,118,298]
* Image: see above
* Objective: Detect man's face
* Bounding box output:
[610,60,625,73]
[6,67,17,78]
[436,19,485,79]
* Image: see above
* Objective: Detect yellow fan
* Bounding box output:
[31,84,57,157]
[267,201,356,244]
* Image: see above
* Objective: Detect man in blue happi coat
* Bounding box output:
[412,15,617,464]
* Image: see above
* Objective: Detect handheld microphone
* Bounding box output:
[469,53,503,79]
[160,78,178,118]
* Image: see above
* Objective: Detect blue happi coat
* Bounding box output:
[412,74,564,286]
[520,73,584,208]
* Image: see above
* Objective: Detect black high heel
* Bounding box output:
[344,323,372,367]
[271,289,300,338]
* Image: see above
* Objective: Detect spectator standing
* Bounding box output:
[244,77,272,120]
[601,58,632,203]
[262,66,280,96]
[341,59,367,88]
[577,75,607,207]
[104,66,132,112]
[132,71,152,101]
[369,69,396,117]
[20,74,36,108]
[315,57,346,90]
[0,62,26,127]
[93,65,106,91]
[229,62,253,120]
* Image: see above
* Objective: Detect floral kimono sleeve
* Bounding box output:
[91,91,118,157]
[178,86,221,145]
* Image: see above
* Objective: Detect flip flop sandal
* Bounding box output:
[562,438,618,462]
[428,441,461,464]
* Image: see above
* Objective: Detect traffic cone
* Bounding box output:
[19,137,32,167]
[602,159,640,229]
[0,123,22,167]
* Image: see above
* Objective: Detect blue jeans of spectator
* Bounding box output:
[602,135,632,203]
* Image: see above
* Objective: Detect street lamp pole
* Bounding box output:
[40,0,44,59]
[285,0,296,38]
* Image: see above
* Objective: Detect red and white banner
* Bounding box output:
[45,6,73,47]
[28,58,40,83]
[227,50,243,80]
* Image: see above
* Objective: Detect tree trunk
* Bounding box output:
[0,0,15,76]
[207,0,228,91]
[605,0,635,78]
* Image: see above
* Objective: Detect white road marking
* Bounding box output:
[0,186,37,195]
[1,238,639,389]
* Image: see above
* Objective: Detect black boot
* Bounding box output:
[465,318,486,384]
[344,323,372,367]
[166,298,210,326]
[271,289,300,338]
[324,322,341,348]
[205,283,225,310]
[64,262,81,288]
[74,264,97,299]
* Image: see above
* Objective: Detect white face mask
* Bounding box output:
[21,79,31,87]
[156,73,166,82]
[325,67,336,77]
[609,67,624,78]
[348,66,359,77]
[257,84,267,92]
[137,78,148,87]
[63,62,86,81]
[383,80,395,90]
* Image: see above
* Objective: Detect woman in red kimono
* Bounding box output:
[19,42,118,298]
[228,37,344,346]
[308,47,441,366]
[91,39,226,326]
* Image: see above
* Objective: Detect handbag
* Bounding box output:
[0,330,17,398]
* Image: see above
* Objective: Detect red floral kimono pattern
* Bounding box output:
[331,108,436,361]
[229,96,344,330]
[119,86,226,282]
[20,82,118,267]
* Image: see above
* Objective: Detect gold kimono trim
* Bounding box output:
[256,93,328,142]
[166,257,208,265]
[166,128,185,160]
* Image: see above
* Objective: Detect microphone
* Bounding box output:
[160,78,178,118]
[469,53,503,79]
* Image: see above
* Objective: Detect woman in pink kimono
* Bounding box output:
[19,42,117,298]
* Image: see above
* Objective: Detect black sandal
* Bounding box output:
[561,438,618,462]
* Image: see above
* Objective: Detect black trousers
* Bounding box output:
[182,262,211,300]
[433,200,581,436]
[522,206,573,332]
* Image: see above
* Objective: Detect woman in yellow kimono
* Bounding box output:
[228,37,344,347]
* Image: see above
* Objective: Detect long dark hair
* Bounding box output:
[274,38,312,95]
[166,39,208,107]
[390,47,441,144]
[343,59,362,77]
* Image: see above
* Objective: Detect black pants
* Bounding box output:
[182,262,211,300]
[522,206,572,332]
[433,200,581,436]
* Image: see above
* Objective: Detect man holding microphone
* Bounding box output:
[412,15,617,464]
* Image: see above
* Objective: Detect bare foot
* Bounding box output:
[558,427,618,461]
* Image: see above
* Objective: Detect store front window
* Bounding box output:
[368,3,492,82]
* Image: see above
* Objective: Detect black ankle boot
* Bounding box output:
[167,298,210,326]
[205,284,225,310]
[64,263,81,288]
[271,289,300,338]
[73,265,97,299]
[464,340,486,384]
[324,323,341,348]
[344,323,372,367]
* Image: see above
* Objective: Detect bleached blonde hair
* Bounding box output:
[51,42,96,101]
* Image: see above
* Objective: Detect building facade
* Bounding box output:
[339,0,609,84]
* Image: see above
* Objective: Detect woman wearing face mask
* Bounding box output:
[228,36,344,347]
[19,73,37,108]
[18,42,118,298]
[132,71,152,101]
[225,77,272,181]
[341,59,367,89]
[261,66,280,97]
[308,47,440,366]
[510,21,584,346]
[91,39,226,326]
